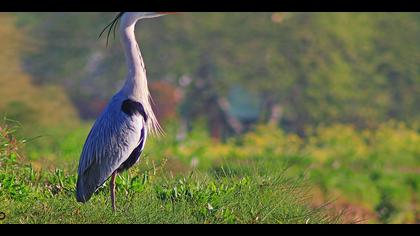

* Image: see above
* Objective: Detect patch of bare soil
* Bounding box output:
[310,188,378,224]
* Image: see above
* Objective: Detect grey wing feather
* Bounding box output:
[76,94,144,202]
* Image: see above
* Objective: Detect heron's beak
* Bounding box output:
[158,12,178,16]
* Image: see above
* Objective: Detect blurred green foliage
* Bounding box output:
[13,12,420,133]
[0,14,79,137]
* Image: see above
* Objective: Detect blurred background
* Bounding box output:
[0,12,419,223]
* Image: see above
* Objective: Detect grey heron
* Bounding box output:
[76,12,173,211]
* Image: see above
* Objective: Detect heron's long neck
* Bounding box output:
[120,22,148,101]
[119,17,161,135]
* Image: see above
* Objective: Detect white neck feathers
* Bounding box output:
[119,13,162,135]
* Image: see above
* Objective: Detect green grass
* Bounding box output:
[2,121,420,224]
[1,122,341,224]
[0,159,338,224]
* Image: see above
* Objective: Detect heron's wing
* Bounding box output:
[76,96,145,202]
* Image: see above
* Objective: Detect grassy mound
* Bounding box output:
[0,123,338,224]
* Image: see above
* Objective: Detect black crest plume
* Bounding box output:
[99,12,125,47]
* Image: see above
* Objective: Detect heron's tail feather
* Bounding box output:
[76,174,95,203]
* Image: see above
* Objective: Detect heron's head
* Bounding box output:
[100,12,177,46]
[123,12,177,24]
[139,12,177,19]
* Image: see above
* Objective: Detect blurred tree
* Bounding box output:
[14,12,420,135]
[0,13,79,133]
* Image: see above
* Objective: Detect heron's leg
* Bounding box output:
[110,171,117,212]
